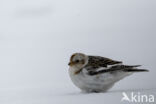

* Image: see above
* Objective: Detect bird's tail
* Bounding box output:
[125,69,149,72]
[123,65,149,72]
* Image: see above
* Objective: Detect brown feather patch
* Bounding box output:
[70,54,76,62]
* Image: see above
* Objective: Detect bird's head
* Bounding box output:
[68,53,88,69]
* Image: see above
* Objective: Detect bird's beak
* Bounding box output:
[68,62,74,66]
[68,62,71,66]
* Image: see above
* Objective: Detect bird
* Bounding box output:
[68,53,148,93]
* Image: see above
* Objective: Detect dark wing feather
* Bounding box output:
[88,65,148,75]
[86,56,122,69]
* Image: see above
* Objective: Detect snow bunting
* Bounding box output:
[68,53,148,92]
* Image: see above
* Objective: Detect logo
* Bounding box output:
[121,92,155,103]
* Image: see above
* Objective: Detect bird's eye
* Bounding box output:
[75,60,79,63]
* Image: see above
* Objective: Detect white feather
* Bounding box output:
[69,67,132,92]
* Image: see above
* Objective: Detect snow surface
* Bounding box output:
[0,0,156,104]
[0,83,156,104]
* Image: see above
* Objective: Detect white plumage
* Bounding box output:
[69,66,132,92]
[68,53,148,92]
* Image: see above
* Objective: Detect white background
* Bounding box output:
[0,0,156,104]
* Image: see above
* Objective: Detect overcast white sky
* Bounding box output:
[0,0,156,103]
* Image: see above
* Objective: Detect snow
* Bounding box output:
[0,83,156,104]
[0,0,156,104]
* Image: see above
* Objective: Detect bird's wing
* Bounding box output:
[86,55,122,69]
[87,65,148,75]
